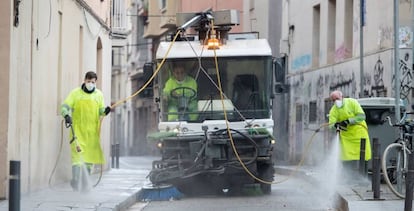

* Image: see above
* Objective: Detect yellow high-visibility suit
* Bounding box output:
[163,75,198,121]
[61,87,106,165]
[329,98,372,161]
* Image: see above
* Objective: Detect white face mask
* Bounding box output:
[335,100,343,108]
[86,82,95,91]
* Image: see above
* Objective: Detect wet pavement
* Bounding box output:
[275,165,408,211]
[0,168,149,211]
[0,157,154,211]
[0,157,410,211]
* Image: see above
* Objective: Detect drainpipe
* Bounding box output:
[28,0,35,193]
[394,0,400,122]
[359,0,364,97]
[412,0,414,109]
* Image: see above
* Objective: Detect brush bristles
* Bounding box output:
[137,186,183,201]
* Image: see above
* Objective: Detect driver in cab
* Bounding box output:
[163,62,198,121]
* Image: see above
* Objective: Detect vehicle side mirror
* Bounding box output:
[274,57,285,83]
[140,62,154,98]
[143,62,154,86]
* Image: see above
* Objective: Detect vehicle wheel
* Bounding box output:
[258,162,274,194]
[381,143,406,198]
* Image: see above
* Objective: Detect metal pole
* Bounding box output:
[372,138,381,199]
[116,143,120,169]
[9,160,20,211]
[405,151,414,211]
[394,0,401,122]
[111,144,115,168]
[359,138,366,175]
[411,0,414,115]
[359,0,364,97]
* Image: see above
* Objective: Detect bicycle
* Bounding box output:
[381,111,414,199]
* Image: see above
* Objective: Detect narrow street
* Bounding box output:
[125,156,340,211]
[0,156,408,210]
[129,175,338,211]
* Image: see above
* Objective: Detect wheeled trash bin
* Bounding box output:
[357,97,405,172]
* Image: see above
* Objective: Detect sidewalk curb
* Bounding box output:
[113,190,140,211]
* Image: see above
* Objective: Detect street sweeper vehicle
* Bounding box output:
[146,10,276,196]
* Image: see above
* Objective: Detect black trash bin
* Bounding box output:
[357,97,405,172]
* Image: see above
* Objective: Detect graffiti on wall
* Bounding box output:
[378,25,412,48]
[287,49,414,162]
[316,75,326,122]
[335,44,351,62]
[316,75,324,99]
[399,26,412,48]
[398,53,414,101]
[328,71,357,97]
[362,57,387,97]
[291,54,311,71]
[378,25,393,46]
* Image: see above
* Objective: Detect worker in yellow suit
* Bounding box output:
[162,62,198,121]
[328,90,371,179]
[61,71,111,191]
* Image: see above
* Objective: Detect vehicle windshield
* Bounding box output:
[157,56,272,122]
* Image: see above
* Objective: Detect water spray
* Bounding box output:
[49,120,97,192]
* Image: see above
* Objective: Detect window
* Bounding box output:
[309,101,317,123]
[296,104,302,122]
[158,57,273,122]
[112,48,122,67]
[312,4,321,68]
[343,0,354,60]
[158,0,166,11]
[112,0,127,31]
[327,0,336,64]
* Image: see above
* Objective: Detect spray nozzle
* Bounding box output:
[335,126,347,132]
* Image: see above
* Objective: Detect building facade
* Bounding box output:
[110,0,154,156]
[0,0,112,197]
[280,0,413,163]
[110,0,133,157]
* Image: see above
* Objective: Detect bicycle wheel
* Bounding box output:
[381,142,407,198]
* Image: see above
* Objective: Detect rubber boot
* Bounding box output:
[70,165,80,191]
[80,163,93,192]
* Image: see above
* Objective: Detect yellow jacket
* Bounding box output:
[163,76,198,121]
[329,98,372,161]
[61,86,106,165]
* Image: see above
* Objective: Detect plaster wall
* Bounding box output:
[6,0,111,194]
[287,49,408,162]
[281,0,414,161]
[83,0,112,24]
[0,0,11,199]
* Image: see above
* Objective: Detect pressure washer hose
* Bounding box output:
[229,121,330,185]
[49,120,103,189]
[48,120,66,189]
[50,30,183,189]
